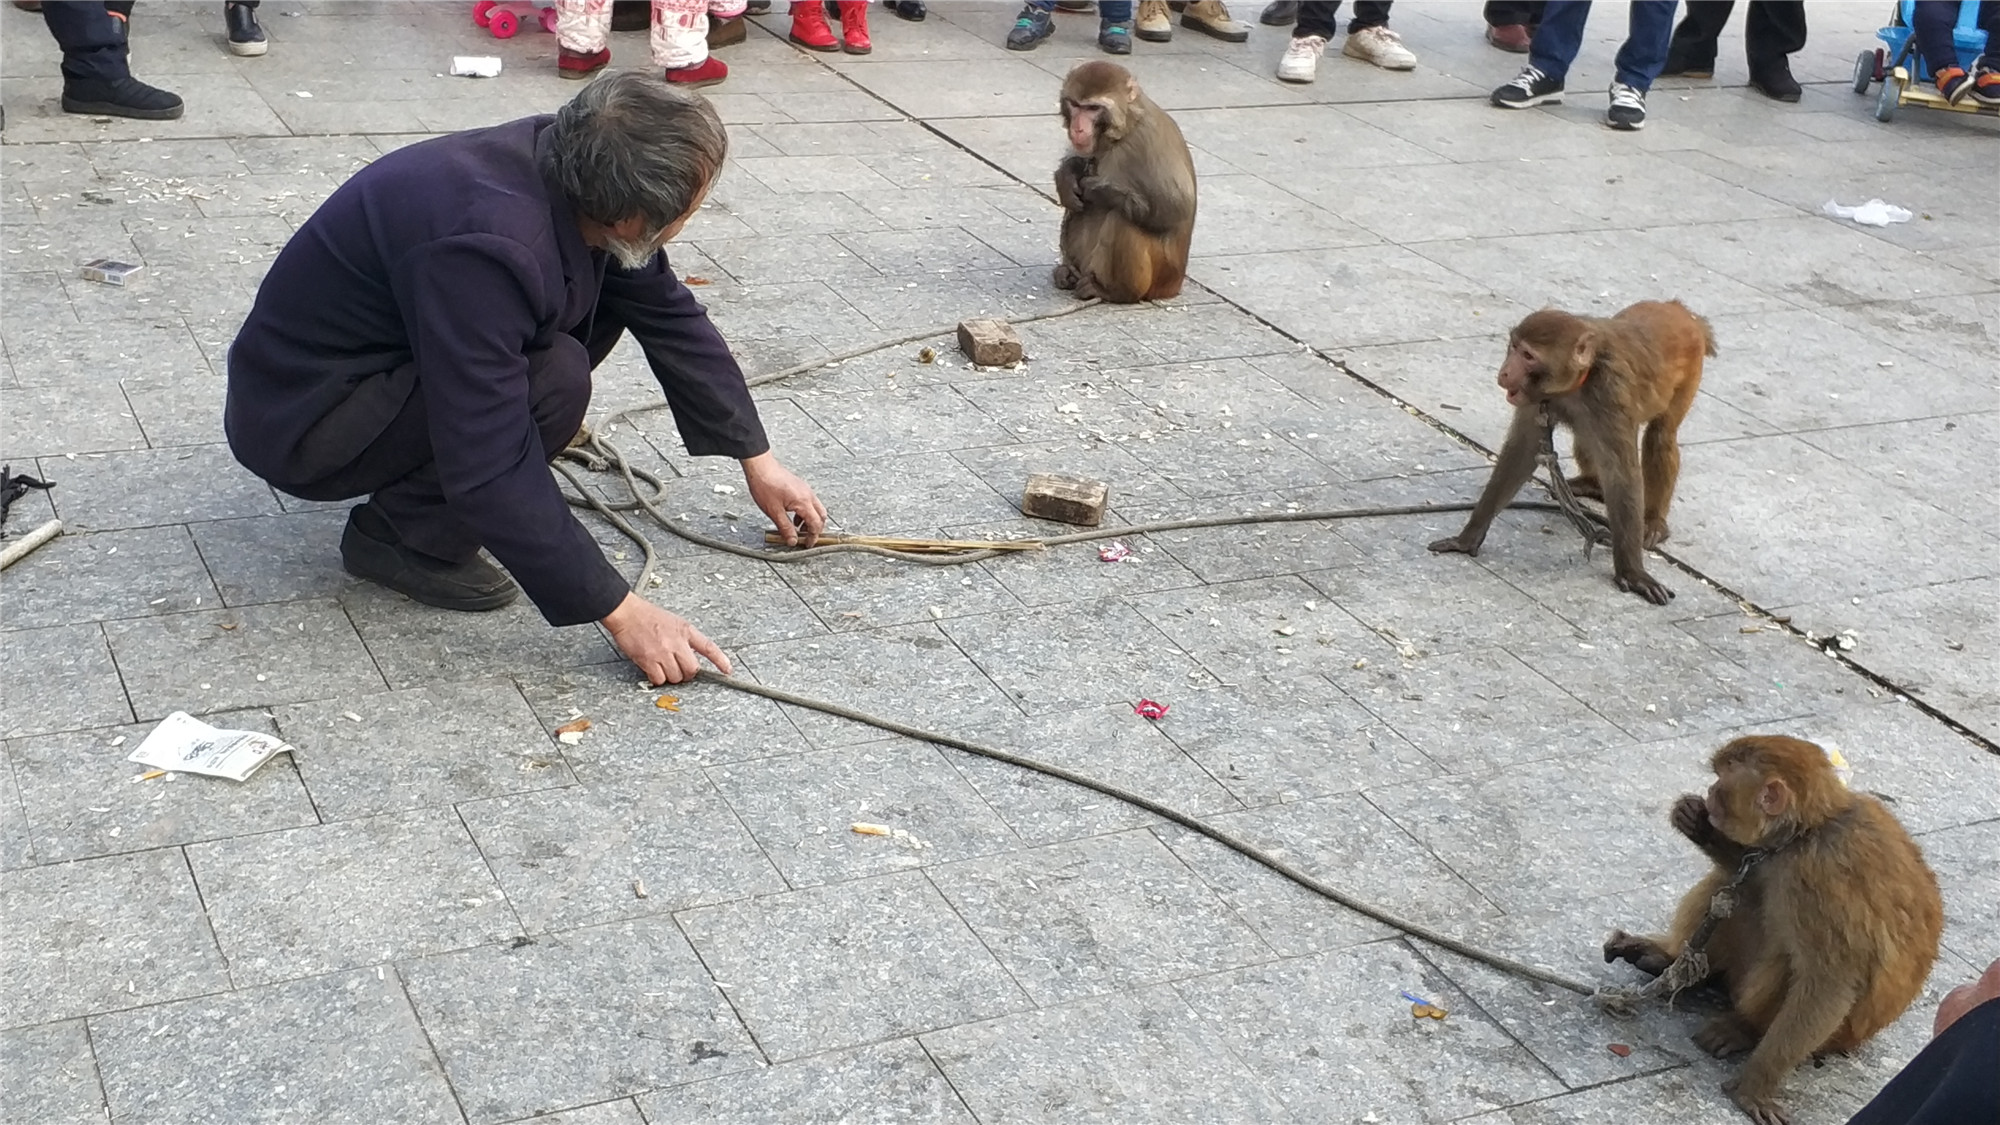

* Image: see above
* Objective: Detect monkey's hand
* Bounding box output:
[1076,174,1151,225]
[1426,532,1483,557]
[1055,157,1091,212]
[1671,794,1713,844]
[1615,568,1675,605]
[1722,1078,1791,1125]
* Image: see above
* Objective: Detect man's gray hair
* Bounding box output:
[541,70,729,230]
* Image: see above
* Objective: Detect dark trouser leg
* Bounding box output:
[1912,0,1964,71]
[1346,0,1388,32]
[1293,0,1339,38]
[1613,0,1676,90]
[1743,1,1805,69]
[1483,0,1542,27]
[1668,0,1730,68]
[40,1,128,83]
[286,335,594,562]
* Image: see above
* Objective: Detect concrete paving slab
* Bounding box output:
[0,623,133,739]
[676,870,1032,1061]
[402,920,758,1124]
[90,969,462,1125]
[0,1020,104,1125]
[640,1038,975,1125]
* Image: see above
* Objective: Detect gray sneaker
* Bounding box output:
[1606,81,1648,130]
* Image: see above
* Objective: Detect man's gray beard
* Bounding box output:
[605,233,662,270]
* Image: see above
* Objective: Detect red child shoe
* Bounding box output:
[559,46,611,78]
[665,56,729,87]
[836,0,870,52]
[788,0,838,50]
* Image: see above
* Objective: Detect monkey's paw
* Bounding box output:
[1671,794,1712,843]
[1616,570,1675,604]
[1426,535,1480,557]
[1694,1016,1757,1059]
[1603,929,1672,976]
[1722,1079,1791,1125]
[1051,263,1080,291]
[1565,474,1604,501]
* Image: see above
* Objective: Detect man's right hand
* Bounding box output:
[601,592,731,685]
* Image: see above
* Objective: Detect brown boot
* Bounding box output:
[1180,0,1248,42]
[707,15,747,47]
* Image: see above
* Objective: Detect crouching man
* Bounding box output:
[225,72,824,685]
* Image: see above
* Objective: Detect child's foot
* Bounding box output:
[1970,55,2000,106]
[1098,17,1131,53]
[1935,65,1971,103]
[665,56,728,86]
[1007,4,1054,49]
[559,46,611,78]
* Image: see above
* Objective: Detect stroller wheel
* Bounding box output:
[1852,49,1874,94]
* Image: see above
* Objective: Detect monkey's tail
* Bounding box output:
[1697,314,1718,358]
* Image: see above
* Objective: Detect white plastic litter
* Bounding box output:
[452,56,503,78]
[127,712,294,782]
[1821,198,1913,227]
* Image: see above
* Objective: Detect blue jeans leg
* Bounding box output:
[1612,0,1677,89]
[1527,0,1590,84]
[1100,0,1132,19]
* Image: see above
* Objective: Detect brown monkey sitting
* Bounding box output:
[1605,735,1944,1125]
[1053,61,1196,303]
[1428,300,1714,604]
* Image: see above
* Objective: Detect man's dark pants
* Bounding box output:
[1668,1,1807,72]
[1294,1,1391,40]
[40,1,129,83]
[272,317,625,565]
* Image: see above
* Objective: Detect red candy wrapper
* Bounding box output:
[1133,699,1169,720]
[1098,542,1134,563]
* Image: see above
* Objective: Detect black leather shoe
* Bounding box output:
[61,77,184,120]
[1660,46,1714,78]
[225,2,267,56]
[1259,1,1297,25]
[1749,60,1801,102]
[340,503,519,612]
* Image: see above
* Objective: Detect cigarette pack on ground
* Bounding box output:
[78,258,143,285]
[127,712,294,782]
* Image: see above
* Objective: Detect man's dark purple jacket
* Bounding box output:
[225,115,767,626]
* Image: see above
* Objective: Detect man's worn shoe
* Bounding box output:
[225,1,267,56]
[61,77,184,120]
[1485,22,1530,53]
[1181,0,1248,42]
[1276,33,1324,83]
[1491,64,1561,107]
[707,15,747,47]
[1748,60,1801,102]
[1135,0,1171,41]
[1006,5,1054,49]
[1660,47,1713,78]
[884,0,926,20]
[1342,24,1414,69]
[1606,80,1648,130]
[559,45,611,78]
[1259,1,1296,25]
[341,505,519,612]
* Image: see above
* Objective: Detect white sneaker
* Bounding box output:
[1278,34,1325,83]
[1342,25,1415,70]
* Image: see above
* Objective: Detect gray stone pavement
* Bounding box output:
[2,1,1996,1122]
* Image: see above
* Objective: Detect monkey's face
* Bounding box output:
[1497,338,1543,407]
[1063,100,1103,156]
[1706,764,1791,846]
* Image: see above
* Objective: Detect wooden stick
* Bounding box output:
[0,518,62,572]
[762,531,1043,553]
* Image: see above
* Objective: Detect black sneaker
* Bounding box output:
[1491,65,1562,108]
[1259,1,1297,26]
[1606,80,1648,130]
[225,1,266,56]
[1006,4,1054,49]
[60,77,184,120]
[340,503,519,612]
[1098,17,1131,53]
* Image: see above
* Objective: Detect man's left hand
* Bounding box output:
[741,452,827,547]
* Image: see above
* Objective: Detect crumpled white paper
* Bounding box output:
[451,56,503,78]
[1821,198,1913,227]
[127,712,294,782]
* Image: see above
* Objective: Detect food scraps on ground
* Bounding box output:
[1133,699,1169,720]
[685,276,711,286]
[1098,541,1135,563]
[850,822,893,836]
[137,769,167,782]
[654,695,681,711]
[555,718,591,745]
[1400,991,1447,1020]
[1608,1043,1633,1057]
